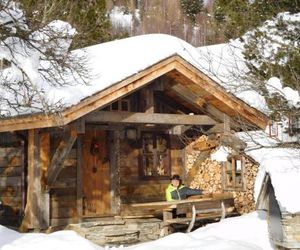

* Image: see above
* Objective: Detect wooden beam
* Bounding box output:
[20,129,37,230]
[219,133,247,151]
[0,55,268,132]
[110,130,121,214]
[206,123,226,134]
[85,111,217,126]
[167,83,238,126]
[172,57,268,129]
[0,57,178,133]
[75,118,85,134]
[20,129,49,231]
[155,91,192,114]
[46,128,77,186]
[39,132,50,228]
[76,136,83,221]
[140,86,154,113]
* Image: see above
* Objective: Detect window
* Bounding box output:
[222,155,245,191]
[106,99,131,112]
[140,132,170,179]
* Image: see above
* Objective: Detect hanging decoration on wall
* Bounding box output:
[90,137,100,156]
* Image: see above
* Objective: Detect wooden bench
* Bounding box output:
[121,193,237,235]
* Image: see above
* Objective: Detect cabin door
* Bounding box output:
[82,129,111,216]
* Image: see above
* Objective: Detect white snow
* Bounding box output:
[44,34,204,108]
[0,211,273,250]
[1,32,270,117]
[238,131,300,213]
[0,226,102,250]
[197,42,269,114]
[210,146,231,162]
[266,77,300,108]
[0,16,79,116]
[121,211,272,250]
[109,6,138,31]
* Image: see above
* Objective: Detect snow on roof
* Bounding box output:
[197,42,269,114]
[1,33,269,117]
[26,34,200,112]
[46,34,271,114]
[237,131,300,213]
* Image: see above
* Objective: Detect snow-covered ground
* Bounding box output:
[0,211,273,250]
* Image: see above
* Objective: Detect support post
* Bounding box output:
[21,129,48,230]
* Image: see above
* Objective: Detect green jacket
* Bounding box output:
[165,183,185,201]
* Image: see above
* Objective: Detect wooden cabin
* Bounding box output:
[0,35,268,244]
[257,173,300,249]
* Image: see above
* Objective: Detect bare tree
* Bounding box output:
[0,0,89,117]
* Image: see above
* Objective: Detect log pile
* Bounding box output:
[232,158,258,214]
[189,158,222,194]
[186,139,259,215]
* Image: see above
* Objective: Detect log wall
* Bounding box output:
[119,135,185,203]
[49,133,78,225]
[186,136,258,214]
[0,133,24,226]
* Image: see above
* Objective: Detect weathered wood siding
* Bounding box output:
[120,135,185,203]
[0,133,24,225]
[49,133,78,224]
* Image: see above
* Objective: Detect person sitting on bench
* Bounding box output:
[165,174,207,201]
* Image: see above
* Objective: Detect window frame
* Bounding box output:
[139,131,171,180]
[222,155,245,191]
[108,98,131,112]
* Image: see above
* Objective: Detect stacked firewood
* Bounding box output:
[189,158,223,193]
[187,147,259,214]
[232,158,258,214]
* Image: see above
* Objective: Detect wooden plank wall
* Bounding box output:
[49,133,78,225]
[0,133,24,225]
[120,134,185,204]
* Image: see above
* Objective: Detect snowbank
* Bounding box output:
[123,211,272,250]
[0,211,273,250]
[238,131,300,213]
[0,226,102,250]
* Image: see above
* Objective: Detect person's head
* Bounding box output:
[170,174,181,187]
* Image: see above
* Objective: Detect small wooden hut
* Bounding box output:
[257,173,300,249]
[0,35,268,244]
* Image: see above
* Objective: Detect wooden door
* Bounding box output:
[82,129,111,216]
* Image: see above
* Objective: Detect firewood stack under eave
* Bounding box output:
[187,149,259,214]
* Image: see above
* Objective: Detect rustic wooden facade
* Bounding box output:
[0,55,268,242]
[257,174,300,249]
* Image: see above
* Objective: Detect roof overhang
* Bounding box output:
[0,55,268,132]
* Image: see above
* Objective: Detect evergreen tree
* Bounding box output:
[214,0,300,39]
[242,13,300,122]
[21,0,111,48]
[213,1,300,121]
[180,0,204,24]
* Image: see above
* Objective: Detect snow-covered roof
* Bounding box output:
[2,33,269,116]
[197,42,269,114]
[46,34,202,108]
[0,33,268,132]
[48,34,267,112]
[237,131,300,214]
